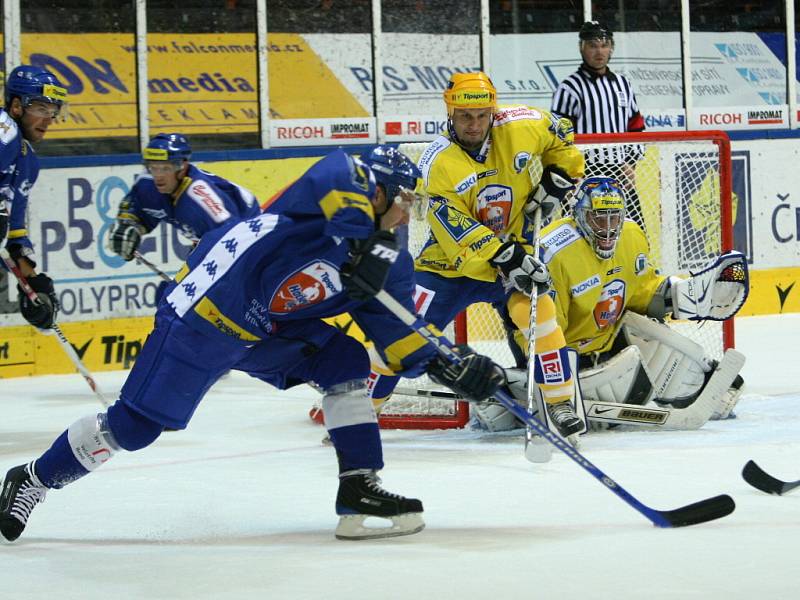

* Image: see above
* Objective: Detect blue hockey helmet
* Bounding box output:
[574,176,626,259]
[4,65,67,111]
[360,145,422,209]
[142,133,192,165]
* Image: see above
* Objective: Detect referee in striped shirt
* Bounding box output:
[551,21,646,225]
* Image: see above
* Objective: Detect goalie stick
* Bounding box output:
[0,248,109,407]
[741,460,800,496]
[375,288,735,528]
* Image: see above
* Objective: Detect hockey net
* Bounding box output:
[311,131,734,430]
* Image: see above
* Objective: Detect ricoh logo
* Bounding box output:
[276,126,324,139]
[699,112,741,125]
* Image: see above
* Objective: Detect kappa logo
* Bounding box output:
[269,261,342,314]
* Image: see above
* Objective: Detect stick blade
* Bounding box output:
[654,494,735,528]
[742,460,799,496]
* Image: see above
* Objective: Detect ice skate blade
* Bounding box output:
[335,512,425,540]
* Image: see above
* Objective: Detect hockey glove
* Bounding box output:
[525,164,576,220]
[427,344,506,402]
[489,241,550,296]
[340,230,399,302]
[18,273,59,329]
[109,218,145,261]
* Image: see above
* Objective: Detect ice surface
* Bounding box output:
[1,314,799,599]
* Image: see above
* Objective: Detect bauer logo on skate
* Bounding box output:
[593,280,626,329]
[269,261,342,314]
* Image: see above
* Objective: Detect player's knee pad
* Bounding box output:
[66,413,121,473]
[579,345,652,406]
[321,379,378,430]
[107,401,164,451]
[620,312,709,405]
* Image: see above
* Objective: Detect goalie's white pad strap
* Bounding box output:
[67,413,120,472]
[671,251,749,321]
[579,345,652,406]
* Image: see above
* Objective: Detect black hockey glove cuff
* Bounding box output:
[427,344,506,402]
[526,164,576,220]
[18,272,59,329]
[340,230,399,302]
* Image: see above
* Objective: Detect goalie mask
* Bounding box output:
[574,177,625,259]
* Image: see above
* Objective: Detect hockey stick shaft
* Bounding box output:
[0,248,109,407]
[133,251,172,282]
[375,288,734,527]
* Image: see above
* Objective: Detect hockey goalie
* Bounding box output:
[475,175,749,433]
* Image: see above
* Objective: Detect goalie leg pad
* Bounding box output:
[620,312,708,405]
[579,345,653,406]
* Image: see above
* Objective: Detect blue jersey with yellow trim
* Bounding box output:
[0,109,40,261]
[165,150,435,375]
[120,164,261,243]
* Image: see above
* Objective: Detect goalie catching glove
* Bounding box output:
[525,164,577,221]
[341,230,399,302]
[651,251,749,321]
[427,344,506,402]
[489,241,550,296]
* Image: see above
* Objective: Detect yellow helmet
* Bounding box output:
[443,72,497,116]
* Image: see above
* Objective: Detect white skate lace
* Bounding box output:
[9,465,47,525]
[548,401,576,424]
[341,469,403,500]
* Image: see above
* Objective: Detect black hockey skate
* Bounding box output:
[1,462,47,542]
[547,400,584,437]
[335,469,424,540]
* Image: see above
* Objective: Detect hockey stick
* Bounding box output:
[375,288,735,527]
[523,207,553,462]
[741,460,800,496]
[0,248,109,407]
[133,251,172,282]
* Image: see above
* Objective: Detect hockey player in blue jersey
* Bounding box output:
[0,65,67,330]
[108,133,262,264]
[0,145,504,542]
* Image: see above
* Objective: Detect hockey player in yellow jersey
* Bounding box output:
[368,71,587,438]
[474,176,750,432]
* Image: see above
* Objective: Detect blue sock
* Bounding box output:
[329,422,383,472]
[34,431,89,489]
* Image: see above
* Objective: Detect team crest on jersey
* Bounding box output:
[513,152,531,174]
[593,279,626,329]
[476,185,512,233]
[433,202,481,241]
[269,260,342,314]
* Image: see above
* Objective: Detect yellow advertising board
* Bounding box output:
[10,33,367,138]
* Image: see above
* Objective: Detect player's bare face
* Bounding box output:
[375,187,416,230]
[146,162,183,194]
[451,108,493,151]
[581,39,613,73]
[20,101,60,144]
